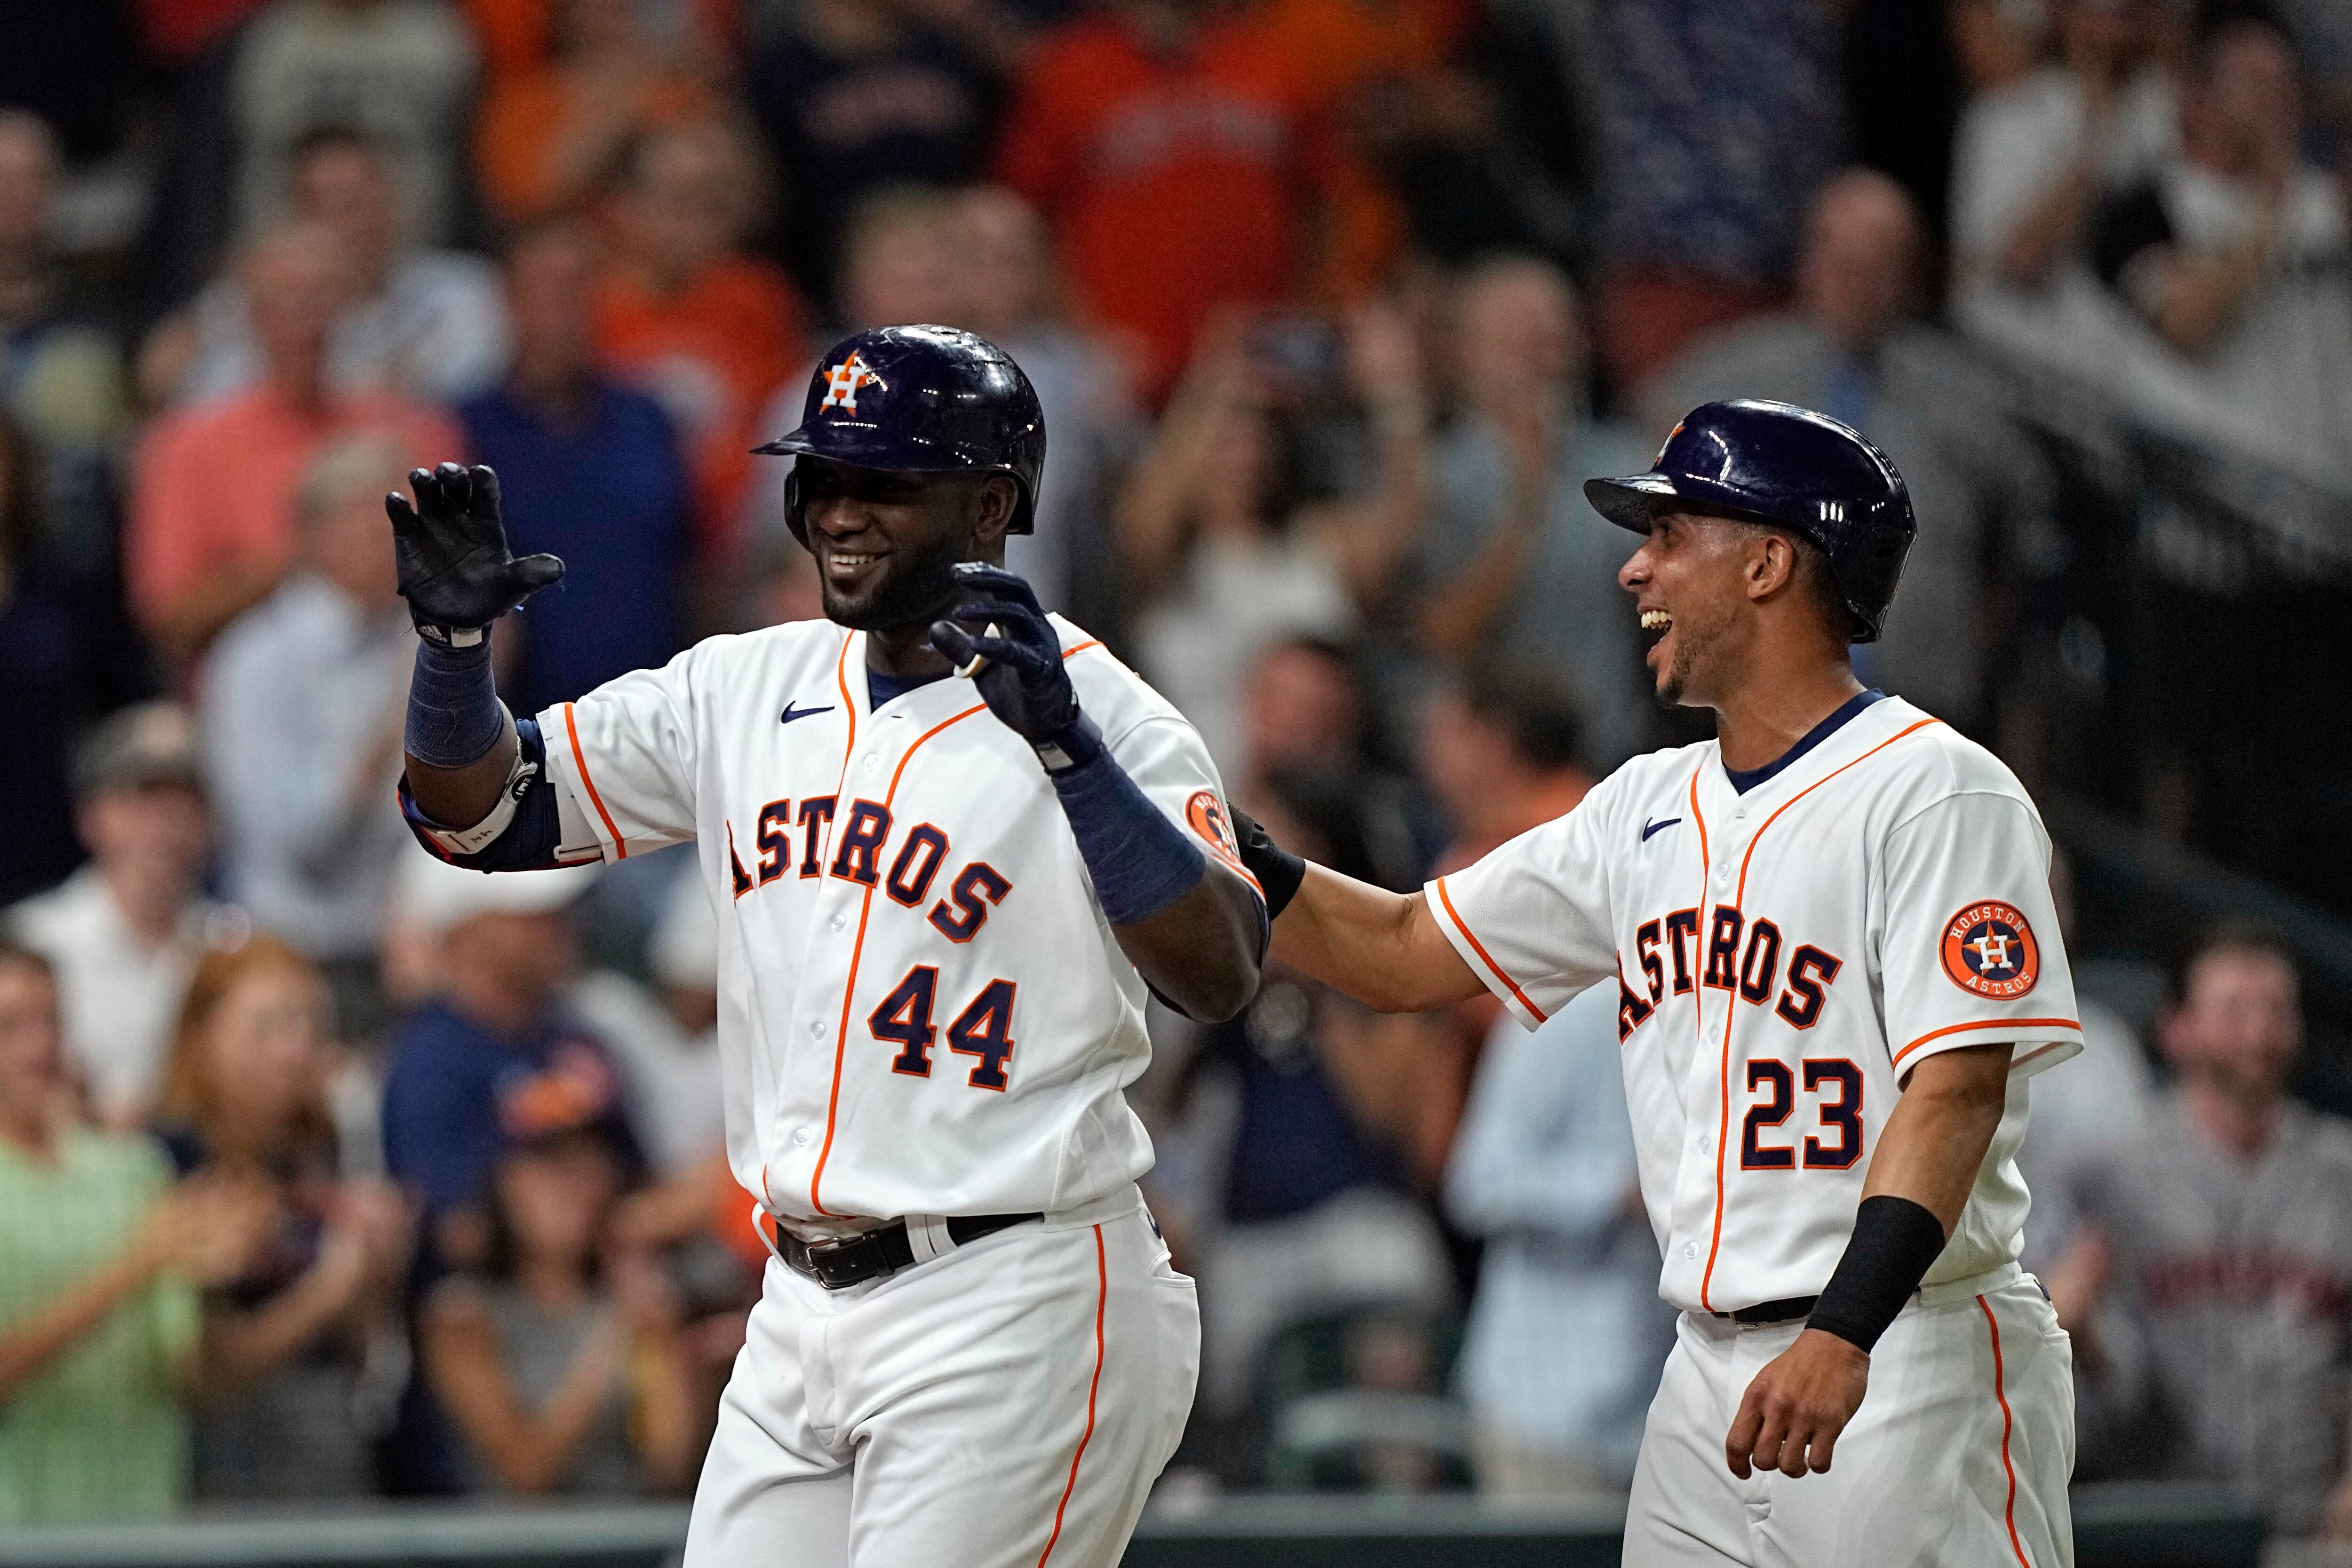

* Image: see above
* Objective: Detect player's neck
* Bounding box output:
[1709,659,1867,774]
[864,621,954,681]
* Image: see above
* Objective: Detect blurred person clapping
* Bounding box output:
[1952,0,2180,299]
[419,1126,704,1495]
[1945,0,2203,436]
[2086,13,2352,484]
[1408,257,1653,768]
[152,936,415,1500]
[474,0,724,227]
[0,942,274,1523]
[1118,304,1431,776]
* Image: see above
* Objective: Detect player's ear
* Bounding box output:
[967,475,1018,554]
[1747,531,1799,606]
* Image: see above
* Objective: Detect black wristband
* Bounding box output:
[1804,1195,1948,1353]
[1228,804,1305,919]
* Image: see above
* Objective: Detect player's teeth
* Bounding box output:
[1641,610,1672,630]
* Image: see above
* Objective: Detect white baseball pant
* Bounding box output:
[683,1191,1198,1568]
[1624,1265,2076,1568]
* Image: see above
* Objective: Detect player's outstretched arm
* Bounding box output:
[1233,813,1485,1014]
[389,463,564,830]
[930,565,1263,1022]
[1724,1042,2013,1481]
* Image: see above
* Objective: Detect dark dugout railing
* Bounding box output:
[1980,349,2352,1070]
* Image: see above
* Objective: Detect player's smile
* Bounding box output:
[797,457,979,633]
[816,542,884,587]
[1638,604,1676,675]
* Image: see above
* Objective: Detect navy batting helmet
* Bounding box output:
[754,325,1046,547]
[1583,399,1916,643]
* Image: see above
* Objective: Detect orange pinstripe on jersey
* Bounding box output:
[1690,768,1732,1315]
[808,699,989,1216]
[1701,717,1939,1314]
[560,702,628,858]
[1977,1294,2032,1568]
[1432,877,1548,1024]
[1059,639,1104,660]
[828,632,860,821]
[1035,1223,1107,1567]
[1893,1016,2082,1069]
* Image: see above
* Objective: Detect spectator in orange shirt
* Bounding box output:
[458,0,739,85]
[995,0,1330,404]
[473,0,725,228]
[1251,0,1473,300]
[126,222,461,665]
[592,120,807,566]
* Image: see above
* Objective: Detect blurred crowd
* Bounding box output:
[2,0,2351,1543]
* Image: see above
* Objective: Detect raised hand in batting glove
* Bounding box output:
[927,563,1102,772]
[387,462,565,646]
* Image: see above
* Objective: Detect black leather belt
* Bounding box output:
[1715,1294,1819,1326]
[775,1212,1041,1291]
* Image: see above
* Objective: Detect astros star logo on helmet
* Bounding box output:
[819,352,882,415]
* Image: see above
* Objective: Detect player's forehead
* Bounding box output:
[799,457,952,498]
[1645,504,1765,543]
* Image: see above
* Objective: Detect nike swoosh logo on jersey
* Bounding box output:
[1641,816,1682,841]
[780,702,836,725]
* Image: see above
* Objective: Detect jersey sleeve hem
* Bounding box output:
[1428,875,1548,1030]
[539,700,626,863]
[1891,1017,2083,1080]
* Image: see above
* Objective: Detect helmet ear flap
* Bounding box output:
[784,465,810,549]
[1008,473,1036,536]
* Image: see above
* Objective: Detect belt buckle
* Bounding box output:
[802,1233,876,1291]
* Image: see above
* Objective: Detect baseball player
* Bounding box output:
[1236,400,2084,1566]
[388,326,1265,1565]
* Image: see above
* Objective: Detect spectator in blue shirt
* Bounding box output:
[456,223,690,715]
[381,852,638,1272]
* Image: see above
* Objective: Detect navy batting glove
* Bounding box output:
[388,462,565,646]
[927,563,1104,771]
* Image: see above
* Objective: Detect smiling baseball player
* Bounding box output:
[1237,401,2083,1566]
[389,326,1264,1566]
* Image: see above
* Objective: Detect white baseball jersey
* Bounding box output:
[533,615,1245,1226]
[1429,694,2082,1316]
